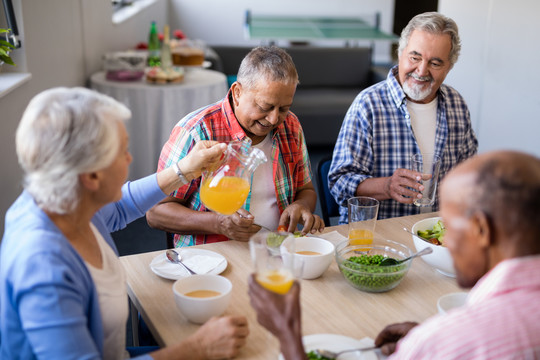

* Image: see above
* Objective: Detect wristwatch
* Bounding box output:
[171,162,188,185]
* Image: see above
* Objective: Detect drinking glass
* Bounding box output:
[348,196,379,246]
[249,230,300,295]
[411,153,441,207]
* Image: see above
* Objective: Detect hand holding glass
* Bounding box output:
[249,231,297,295]
[411,153,441,207]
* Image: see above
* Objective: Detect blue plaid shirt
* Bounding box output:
[329,66,478,222]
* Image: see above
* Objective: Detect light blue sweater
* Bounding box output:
[0,174,165,359]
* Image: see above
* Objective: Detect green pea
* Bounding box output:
[340,254,407,292]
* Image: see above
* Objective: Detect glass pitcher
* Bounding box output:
[200,138,267,215]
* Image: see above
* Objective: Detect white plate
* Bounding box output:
[279,334,378,360]
[149,248,227,280]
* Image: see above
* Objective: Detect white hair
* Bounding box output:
[16,87,131,214]
[398,12,461,68]
[237,45,299,89]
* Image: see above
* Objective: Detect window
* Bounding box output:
[1,0,20,49]
[0,0,30,98]
[112,0,134,12]
[112,0,157,25]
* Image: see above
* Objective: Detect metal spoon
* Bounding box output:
[379,246,433,266]
[314,346,377,359]
[403,227,427,241]
[166,249,196,275]
[253,222,273,232]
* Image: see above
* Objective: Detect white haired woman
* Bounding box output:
[0,87,248,359]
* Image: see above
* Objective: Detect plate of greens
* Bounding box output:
[278,334,378,360]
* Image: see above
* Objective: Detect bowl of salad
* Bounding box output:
[411,216,455,277]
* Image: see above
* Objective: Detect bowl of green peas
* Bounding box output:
[335,239,413,293]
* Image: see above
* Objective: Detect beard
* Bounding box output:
[403,72,434,102]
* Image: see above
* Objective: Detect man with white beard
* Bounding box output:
[329,12,478,221]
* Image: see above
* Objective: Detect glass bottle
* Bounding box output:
[147,21,161,67]
[200,138,267,215]
[161,24,172,70]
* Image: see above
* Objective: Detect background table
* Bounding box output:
[245,11,398,43]
[90,69,228,180]
[120,213,461,359]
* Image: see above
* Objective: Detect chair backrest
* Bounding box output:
[166,232,174,249]
[316,157,340,225]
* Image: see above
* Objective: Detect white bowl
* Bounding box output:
[290,236,335,279]
[411,216,455,277]
[437,292,468,314]
[172,274,232,324]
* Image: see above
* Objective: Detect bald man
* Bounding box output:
[374,150,540,358]
[248,150,540,359]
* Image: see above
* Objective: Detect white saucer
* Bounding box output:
[150,248,227,280]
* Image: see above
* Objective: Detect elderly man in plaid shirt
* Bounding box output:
[329,12,477,222]
[147,46,324,247]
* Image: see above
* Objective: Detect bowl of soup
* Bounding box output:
[283,236,335,279]
[172,274,232,323]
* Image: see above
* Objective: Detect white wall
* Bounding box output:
[440,0,540,156]
[0,0,167,234]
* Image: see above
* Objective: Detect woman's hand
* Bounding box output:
[192,316,249,359]
[157,141,226,195]
[150,315,249,360]
[179,141,227,181]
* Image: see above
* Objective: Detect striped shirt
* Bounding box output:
[391,256,540,359]
[158,91,312,247]
[329,66,477,222]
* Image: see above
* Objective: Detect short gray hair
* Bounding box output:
[236,46,299,89]
[398,12,461,67]
[16,87,131,214]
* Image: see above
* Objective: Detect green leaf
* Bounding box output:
[0,39,15,49]
[0,28,9,34]
[1,54,15,65]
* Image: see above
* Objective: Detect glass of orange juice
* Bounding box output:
[249,230,300,295]
[348,196,379,246]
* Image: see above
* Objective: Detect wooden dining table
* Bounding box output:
[120,212,461,359]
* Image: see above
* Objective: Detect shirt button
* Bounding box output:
[405,114,410,119]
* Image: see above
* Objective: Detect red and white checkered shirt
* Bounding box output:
[158,91,312,247]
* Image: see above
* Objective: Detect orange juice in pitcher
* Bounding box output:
[200,138,267,215]
[200,176,250,215]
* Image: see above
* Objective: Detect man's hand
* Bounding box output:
[279,202,325,235]
[216,209,260,242]
[384,169,427,204]
[248,274,306,360]
[374,321,419,356]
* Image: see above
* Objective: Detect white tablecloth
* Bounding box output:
[90,69,228,180]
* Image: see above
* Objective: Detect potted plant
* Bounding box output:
[1,28,16,67]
